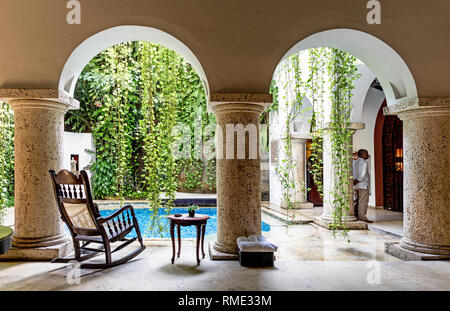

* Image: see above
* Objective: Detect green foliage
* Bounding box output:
[307,48,327,198]
[267,79,280,114]
[188,204,199,212]
[138,42,180,234]
[306,47,360,238]
[327,49,360,238]
[180,159,204,190]
[205,159,217,191]
[269,47,360,237]
[273,53,307,219]
[65,41,217,235]
[66,41,216,199]
[0,102,14,221]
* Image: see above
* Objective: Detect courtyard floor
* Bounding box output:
[1,213,449,291]
[262,203,404,238]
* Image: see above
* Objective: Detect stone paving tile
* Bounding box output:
[1,218,449,291]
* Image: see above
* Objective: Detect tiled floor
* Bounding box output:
[1,213,449,291]
[1,246,449,291]
[2,204,448,291]
[366,208,403,238]
[262,203,404,238]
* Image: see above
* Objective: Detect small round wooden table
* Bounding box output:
[167,214,209,265]
[0,225,13,255]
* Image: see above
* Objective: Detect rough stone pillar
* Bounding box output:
[315,122,368,230]
[281,134,313,209]
[385,98,450,260]
[0,89,78,260]
[209,98,266,256]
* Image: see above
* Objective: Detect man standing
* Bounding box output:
[353,149,373,223]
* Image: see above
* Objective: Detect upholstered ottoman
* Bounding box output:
[237,235,278,267]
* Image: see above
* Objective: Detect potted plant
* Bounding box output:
[188,205,198,217]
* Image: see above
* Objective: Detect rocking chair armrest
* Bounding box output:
[97,204,135,224]
[93,203,101,217]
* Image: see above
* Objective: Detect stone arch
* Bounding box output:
[277,29,417,106]
[59,25,210,100]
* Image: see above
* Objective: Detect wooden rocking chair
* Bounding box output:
[49,170,146,269]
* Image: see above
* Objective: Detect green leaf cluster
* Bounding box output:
[65,41,217,235]
[327,49,360,238]
[269,48,360,237]
[0,102,14,222]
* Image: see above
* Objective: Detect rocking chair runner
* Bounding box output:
[49,170,146,269]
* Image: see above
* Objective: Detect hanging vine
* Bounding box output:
[66,41,216,202]
[307,48,327,198]
[327,49,360,237]
[0,102,14,223]
[274,53,306,220]
[269,47,360,236]
[64,41,215,236]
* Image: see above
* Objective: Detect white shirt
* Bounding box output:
[353,158,370,189]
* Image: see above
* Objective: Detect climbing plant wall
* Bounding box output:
[65,41,216,205]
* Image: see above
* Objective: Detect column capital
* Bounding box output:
[210,92,272,105]
[322,122,365,131]
[289,133,312,141]
[210,102,267,115]
[0,89,79,111]
[209,93,271,114]
[383,97,450,117]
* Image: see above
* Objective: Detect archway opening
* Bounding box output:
[59,26,209,101]
[380,108,404,213]
[267,29,416,234]
[268,47,378,208]
[63,38,220,239]
[277,29,417,107]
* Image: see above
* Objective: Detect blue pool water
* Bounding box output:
[99,207,271,238]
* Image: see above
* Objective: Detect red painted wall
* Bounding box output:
[373,100,387,207]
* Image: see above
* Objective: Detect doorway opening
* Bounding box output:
[382,114,403,212]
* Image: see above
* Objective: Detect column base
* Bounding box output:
[212,240,239,256]
[385,242,450,261]
[12,233,69,248]
[0,241,72,261]
[314,216,368,230]
[209,242,238,260]
[280,202,314,210]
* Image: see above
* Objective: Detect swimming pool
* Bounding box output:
[99,207,271,239]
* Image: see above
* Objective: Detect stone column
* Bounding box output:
[210,98,266,256]
[280,134,313,209]
[0,89,78,260]
[315,122,368,230]
[385,98,450,260]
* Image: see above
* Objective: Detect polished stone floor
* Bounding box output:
[262,204,404,238]
[1,214,449,291]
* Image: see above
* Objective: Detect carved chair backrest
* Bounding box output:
[49,170,101,236]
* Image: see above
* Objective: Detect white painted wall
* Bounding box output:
[353,88,386,207]
[351,65,376,122]
[63,132,95,178]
